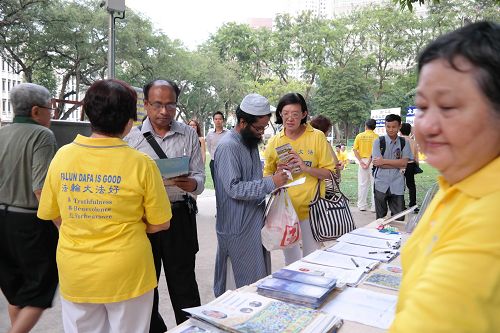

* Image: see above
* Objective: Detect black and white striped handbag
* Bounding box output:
[309,172,355,242]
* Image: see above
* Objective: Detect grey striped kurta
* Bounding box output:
[213,129,276,297]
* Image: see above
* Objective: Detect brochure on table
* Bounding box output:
[362,264,403,291]
[322,287,397,330]
[183,290,342,333]
[303,250,380,272]
[327,242,399,262]
[285,260,366,286]
[337,233,401,249]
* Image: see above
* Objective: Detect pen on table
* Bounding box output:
[369,251,393,254]
[350,257,359,268]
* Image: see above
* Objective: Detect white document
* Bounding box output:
[349,228,402,241]
[337,233,400,249]
[327,242,399,263]
[322,287,397,329]
[167,318,226,332]
[285,260,365,286]
[302,250,379,271]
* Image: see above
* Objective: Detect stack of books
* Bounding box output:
[183,290,343,333]
[256,269,337,308]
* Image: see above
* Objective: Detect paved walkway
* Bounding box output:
[0,189,378,332]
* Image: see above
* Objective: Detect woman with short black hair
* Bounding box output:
[38,79,171,333]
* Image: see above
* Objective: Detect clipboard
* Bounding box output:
[376,205,418,226]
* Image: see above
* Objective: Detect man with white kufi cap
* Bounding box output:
[212,93,289,297]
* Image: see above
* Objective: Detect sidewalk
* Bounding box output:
[0,189,377,332]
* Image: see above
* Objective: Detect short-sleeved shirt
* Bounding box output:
[263,124,336,220]
[353,130,378,159]
[0,120,57,208]
[124,118,205,203]
[206,129,229,160]
[390,157,500,333]
[37,135,172,303]
[372,135,412,195]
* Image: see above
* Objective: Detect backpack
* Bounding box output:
[372,136,406,175]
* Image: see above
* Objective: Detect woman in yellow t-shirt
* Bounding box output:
[38,80,171,333]
[263,93,335,265]
[389,22,500,333]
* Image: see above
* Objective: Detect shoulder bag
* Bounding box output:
[309,172,355,242]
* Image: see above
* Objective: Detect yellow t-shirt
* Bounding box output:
[339,150,349,167]
[38,135,172,303]
[353,130,378,158]
[390,157,500,333]
[263,124,336,221]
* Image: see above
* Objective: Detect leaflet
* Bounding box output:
[285,260,366,286]
[349,227,402,241]
[302,250,379,271]
[337,233,400,249]
[322,287,397,330]
[154,156,189,179]
[362,264,402,291]
[183,290,342,333]
[326,242,399,263]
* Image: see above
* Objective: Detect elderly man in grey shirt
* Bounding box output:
[124,79,205,332]
[0,83,58,333]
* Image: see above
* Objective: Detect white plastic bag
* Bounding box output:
[261,189,301,251]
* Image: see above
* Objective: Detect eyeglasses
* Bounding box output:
[280,111,303,119]
[250,123,269,133]
[150,102,177,111]
[36,105,55,111]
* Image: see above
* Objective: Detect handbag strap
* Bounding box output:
[312,171,347,203]
[143,131,168,159]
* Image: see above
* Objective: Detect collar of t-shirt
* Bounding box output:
[140,117,187,139]
[13,115,39,125]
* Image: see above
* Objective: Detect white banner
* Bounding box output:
[370,108,401,136]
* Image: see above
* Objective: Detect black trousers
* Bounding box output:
[404,163,417,207]
[148,200,201,333]
[0,210,58,308]
[209,159,216,188]
[374,188,405,221]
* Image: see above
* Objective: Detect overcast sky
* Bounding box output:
[125,0,286,49]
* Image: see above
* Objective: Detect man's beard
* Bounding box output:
[240,125,263,149]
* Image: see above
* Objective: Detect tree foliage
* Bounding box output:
[1,0,498,132]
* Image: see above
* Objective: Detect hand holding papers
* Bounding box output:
[154,156,189,180]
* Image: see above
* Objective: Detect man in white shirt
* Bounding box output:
[206,111,228,187]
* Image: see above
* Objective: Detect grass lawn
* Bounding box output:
[337,162,439,206]
[204,157,440,208]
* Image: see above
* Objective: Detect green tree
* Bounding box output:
[0,0,54,82]
[207,22,270,82]
[292,12,331,99]
[355,5,417,101]
[314,63,373,139]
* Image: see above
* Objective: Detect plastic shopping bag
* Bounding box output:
[261,189,301,251]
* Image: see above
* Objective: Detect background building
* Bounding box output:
[0,55,23,122]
